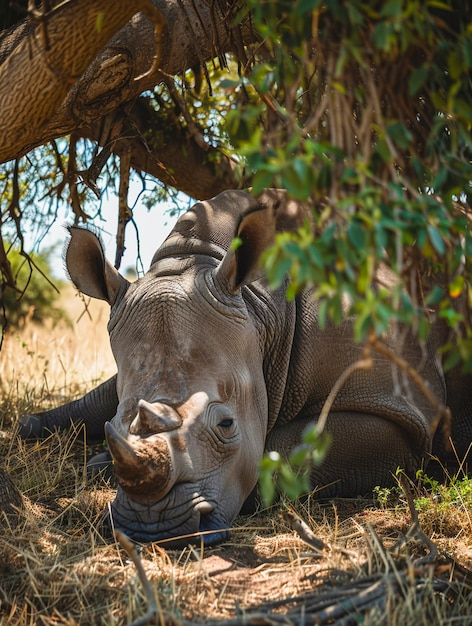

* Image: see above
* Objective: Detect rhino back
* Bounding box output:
[277,287,447,460]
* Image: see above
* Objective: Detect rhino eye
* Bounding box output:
[218,418,234,429]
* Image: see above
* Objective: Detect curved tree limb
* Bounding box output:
[0,0,253,167]
[102,96,241,199]
[0,0,164,163]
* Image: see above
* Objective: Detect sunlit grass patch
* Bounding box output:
[0,285,115,428]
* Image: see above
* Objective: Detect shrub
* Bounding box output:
[2,246,69,328]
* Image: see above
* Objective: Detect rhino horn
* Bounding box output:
[105,421,175,501]
[129,400,182,436]
[105,421,141,470]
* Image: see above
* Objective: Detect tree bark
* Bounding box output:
[0,0,165,163]
[93,97,240,200]
[0,0,250,176]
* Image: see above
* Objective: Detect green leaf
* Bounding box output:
[298,0,323,14]
[347,220,366,249]
[258,451,282,506]
[418,316,431,342]
[285,281,300,301]
[409,66,429,96]
[387,122,412,149]
[335,46,348,77]
[331,81,347,95]
[321,223,336,245]
[448,50,463,81]
[345,41,367,67]
[252,169,275,194]
[289,444,310,466]
[282,159,312,199]
[268,256,292,289]
[374,22,393,51]
[258,471,276,507]
[219,78,242,89]
[307,243,324,268]
[376,137,392,164]
[279,465,308,500]
[330,293,344,326]
[426,1,452,9]
[340,167,359,184]
[260,450,281,469]
[411,156,425,180]
[381,0,403,17]
[449,274,464,299]
[347,3,364,26]
[442,347,462,373]
[452,98,472,123]
[231,236,243,251]
[427,224,446,256]
[318,298,328,328]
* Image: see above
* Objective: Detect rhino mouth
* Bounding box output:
[196,510,231,547]
[106,484,230,547]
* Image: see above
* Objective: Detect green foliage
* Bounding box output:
[242,1,472,504]
[373,484,400,509]
[227,0,472,346]
[2,246,68,328]
[259,427,331,506]
[415,469,472,513]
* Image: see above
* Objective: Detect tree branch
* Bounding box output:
[0,0,254,166]
[93,96,241,199]
[0,0,163,163]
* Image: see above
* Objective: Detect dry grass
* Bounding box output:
[1,288,472,625]
[0,285,115,419]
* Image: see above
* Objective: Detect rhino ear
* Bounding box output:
[216,189,307,293]
[219,206,277,293]
[65,227,129,304]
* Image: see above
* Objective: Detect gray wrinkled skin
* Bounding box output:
[18,189,472,547]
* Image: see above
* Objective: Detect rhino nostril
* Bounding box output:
[195,500,214,516]
[196,506,230,545]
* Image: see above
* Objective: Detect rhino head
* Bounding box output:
[65,190,301,546]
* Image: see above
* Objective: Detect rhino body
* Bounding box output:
[19,189,472,546]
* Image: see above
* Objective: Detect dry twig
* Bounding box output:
[368,331,452,444]
[114,529,160,626]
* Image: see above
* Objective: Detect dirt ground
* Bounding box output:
[1,432,471,626]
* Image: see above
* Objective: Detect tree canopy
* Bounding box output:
[1,0,471,372]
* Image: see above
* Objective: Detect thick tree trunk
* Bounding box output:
[0,0,250,199]
[92,98,240,200]
[0,0,164,163]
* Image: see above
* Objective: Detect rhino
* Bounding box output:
[18,189,472,546]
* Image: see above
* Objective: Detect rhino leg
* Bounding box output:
[266,412,425,498]
[86,450,114,483]
[17,375,118,442]
[432,369,472,474]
